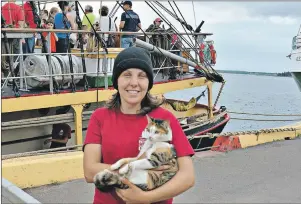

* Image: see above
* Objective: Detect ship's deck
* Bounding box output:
[20,137,301,203]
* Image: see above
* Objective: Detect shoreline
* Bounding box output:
[216,70,292,78]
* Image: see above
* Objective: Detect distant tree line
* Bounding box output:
[276,72,292,77]
[215,70,292,77]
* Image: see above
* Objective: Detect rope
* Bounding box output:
[214,81,225,107]
[187,127,300,140]
[194,145,220,152]
[170,1,222,78]
[191,1,197,28]
[147,2,202,67]
[230,117,301,122]
[228,111,301,117]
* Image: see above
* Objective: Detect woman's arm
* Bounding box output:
[83,143,111,183]
[66,12,77,30]
[51,138,68,143]
[144,156,195,203]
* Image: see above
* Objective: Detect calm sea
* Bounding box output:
[165,73,301,132]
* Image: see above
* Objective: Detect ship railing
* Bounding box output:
[2,28,207,94]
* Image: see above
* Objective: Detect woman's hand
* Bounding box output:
[116,178,150,204]
[44,139,51,145]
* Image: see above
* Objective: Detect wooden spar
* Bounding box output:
[133,37,206,70]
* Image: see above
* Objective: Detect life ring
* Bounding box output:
[209,44,217,65]
[199,43,205,63]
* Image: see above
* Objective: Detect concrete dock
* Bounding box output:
[19,137,301,203]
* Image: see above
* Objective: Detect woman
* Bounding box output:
[83,47,195,204]
[54,1,77,53]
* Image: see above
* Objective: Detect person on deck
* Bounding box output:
[1,0,25,58]
[22,1,37,54]
[1,0,25,77]
[95,5,117,47]
[119,1,141,48]
[146,17,164,32]
[83,47,195,204]
[82,5,96,31]
[54,1,77,53]
[42,18,58,53]
[48,7,59,21]
[44,108,72,149]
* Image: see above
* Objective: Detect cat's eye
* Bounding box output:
[155,130,160,134]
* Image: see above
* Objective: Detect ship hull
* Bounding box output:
[1,100,229,155]
[291,71,301,91]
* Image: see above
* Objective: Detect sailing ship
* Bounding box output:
[1,1,229,155]
[287,24,301,91]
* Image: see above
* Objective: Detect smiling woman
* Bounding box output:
[106,46,162,115]
[83,47,195,204]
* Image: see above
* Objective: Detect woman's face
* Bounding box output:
[155,21,161,27]
[117,68,149,108]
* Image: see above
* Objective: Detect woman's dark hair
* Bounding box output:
[100,6,109,16]
[57,1,69,11]
[106,92,165,115]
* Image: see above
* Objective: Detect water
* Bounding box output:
[165,73,301,132]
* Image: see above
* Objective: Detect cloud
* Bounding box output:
[244,2,301,19]
[268,16,298,25]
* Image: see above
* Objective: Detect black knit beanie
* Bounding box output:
[112,47,154,90]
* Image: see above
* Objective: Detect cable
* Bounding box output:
[58,1,76,92]
[74,1,89,91]
[116,1,179,75]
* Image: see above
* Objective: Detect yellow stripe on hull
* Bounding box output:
[2,77,209,113]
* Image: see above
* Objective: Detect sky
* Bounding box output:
[19,1,301,73]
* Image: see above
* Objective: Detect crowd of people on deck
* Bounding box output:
[1,0,169,54]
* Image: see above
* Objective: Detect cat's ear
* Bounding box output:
[146,114,152,123]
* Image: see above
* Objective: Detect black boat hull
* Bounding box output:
[184,113,230,151]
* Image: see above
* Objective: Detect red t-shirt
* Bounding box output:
[23,2,37,29]
[84,107,195,204]
[1,3,24,28]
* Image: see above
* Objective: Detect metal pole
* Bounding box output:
[48,32,53,94]
[133,37,204,69]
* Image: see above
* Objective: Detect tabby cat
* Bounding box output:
[93,115,178,192]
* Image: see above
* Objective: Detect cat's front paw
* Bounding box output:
[119,164,129,175]
[110,163,119,171]
[93,169,119,192]
[110,160,125,171]
[119,163,133,175]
